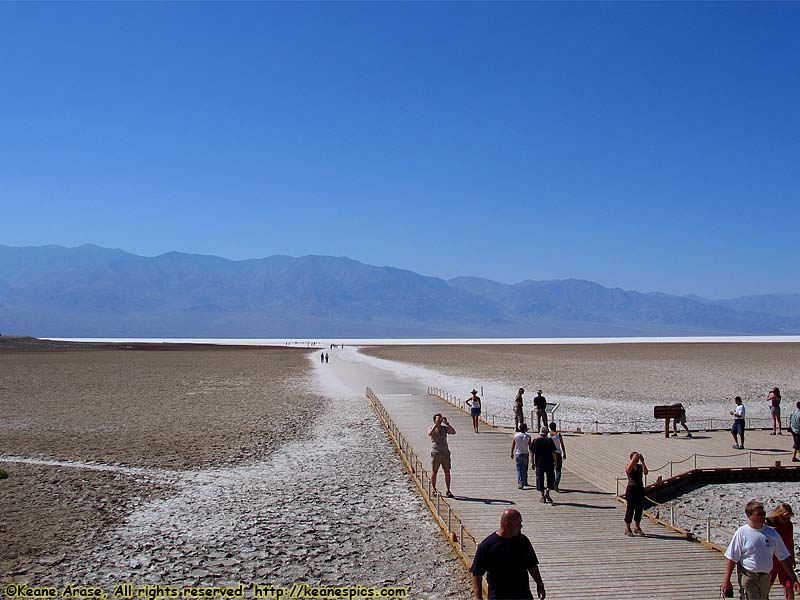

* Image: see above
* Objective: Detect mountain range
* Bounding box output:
[1,244,799,338]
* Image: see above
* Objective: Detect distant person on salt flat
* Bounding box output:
[768,387,783,435]
[790,402,800,463]
[428,413,456,498]
[470,508,546,600]
[670,402,693,438]
[623,451,648,537]
[548,422,567,492]
[466,388,482,433]
[730,396,746,450]
[767,503,796,600]
[325,352,329,363]
[531,426,556,504]
[320,352,325,363]
[510,423,531,489]
[514,388,525,432]
[533,390,548,431]
[721,500,799,599]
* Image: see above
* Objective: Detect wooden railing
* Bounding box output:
[366,387,478,567]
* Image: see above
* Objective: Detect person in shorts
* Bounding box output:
[428,413,456,498]
[730,396,746,450]
[790,401,800,463]
[768,387,783,435]
[670,402,693,438]
[467,389,482,433]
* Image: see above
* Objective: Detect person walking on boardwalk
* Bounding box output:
[721,500,800,599]
[530,427,556,504]
[790,402,800,463]
[533,390,548,431]
[731,396,746,449]
[767,503,796,600]
[470,508,546,600]
[547,422,567,492]
[670,402,693,438]
[511,423,532,489]
[428,413,456,498]
[467,389,482,433]
[768,387,783,435]
[514,388,525,432]
[623,451,648,537]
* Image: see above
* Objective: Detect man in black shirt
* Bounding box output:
[531,427,557,504]
[471,508,546,600]
[533,390,548,431]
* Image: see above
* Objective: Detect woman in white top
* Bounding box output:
[730,396,746,450]
[548,422,567,492]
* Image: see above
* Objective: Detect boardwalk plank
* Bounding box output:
[374,391,787,599]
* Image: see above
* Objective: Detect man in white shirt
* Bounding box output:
[510,423,532,489]
[721,500,799,599]
[730,396,746,450]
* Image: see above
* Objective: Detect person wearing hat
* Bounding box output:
[514,387,525,432]
[466,388,482,433]
[530,426,557,503]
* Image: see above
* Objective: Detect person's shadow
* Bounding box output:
[454,496,515,505]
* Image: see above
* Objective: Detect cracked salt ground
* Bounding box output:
[52,374,471,597]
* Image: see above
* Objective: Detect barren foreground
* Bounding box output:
[0,343,469,597]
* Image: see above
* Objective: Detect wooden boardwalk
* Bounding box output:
[375,391,789,599]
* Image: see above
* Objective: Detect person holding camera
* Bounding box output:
[428,413,456,498]
[624,451,648,537]
[721,500,799,599]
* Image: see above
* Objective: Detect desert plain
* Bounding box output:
[3,338,800,596]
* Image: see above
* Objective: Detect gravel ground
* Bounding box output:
[669,481,800,560]
[1,344,470,598]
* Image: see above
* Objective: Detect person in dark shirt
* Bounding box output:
[530,427,557,504]
[471,508,546,600]
[533,390,548,431]
[624,451,648,537]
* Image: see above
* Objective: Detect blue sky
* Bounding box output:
[1,2,798,298]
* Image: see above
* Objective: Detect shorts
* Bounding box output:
[432,451,451,471]
[771,405,781,417]
[471,407,481,417]
[535,465,555,491]
[792,431,800,450]
[674,414,686,425]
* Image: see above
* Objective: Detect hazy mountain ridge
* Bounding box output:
[0,244,798,337]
